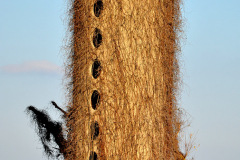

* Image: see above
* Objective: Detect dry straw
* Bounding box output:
[64,0,184,159]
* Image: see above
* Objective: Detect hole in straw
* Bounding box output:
[92,60,102,79]
[91,121,99,140]
[89,151,98,160]
[94,0,103,17]
[91,90,100,110]
[93,28,102,48]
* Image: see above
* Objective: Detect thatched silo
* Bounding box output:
[65,0,182,159]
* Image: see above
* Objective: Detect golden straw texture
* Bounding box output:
[64,0,183,159]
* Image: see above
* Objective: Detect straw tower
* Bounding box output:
[65,0,182,159]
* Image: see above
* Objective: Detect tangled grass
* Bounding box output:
[63,0,185,159]
[26,102,66,159]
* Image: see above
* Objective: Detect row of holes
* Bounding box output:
[90,1,103,160]
[93,0,103,47]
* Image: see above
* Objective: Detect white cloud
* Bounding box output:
[0,60,63,74]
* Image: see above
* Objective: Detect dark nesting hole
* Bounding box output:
[89,151,98,160]
[93,28,102,48]
[91,90,100,110]
[94,0,103,17]
[91,121,99,140]
[92,60,102,79]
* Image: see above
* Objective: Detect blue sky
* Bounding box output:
[1,0,240,159]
